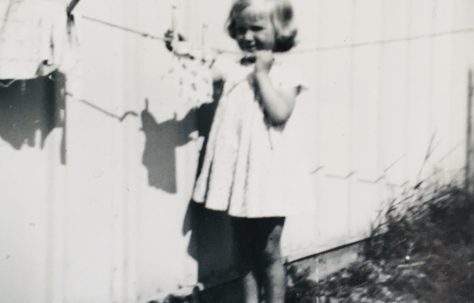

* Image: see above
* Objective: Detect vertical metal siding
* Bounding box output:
[1,1,474,302]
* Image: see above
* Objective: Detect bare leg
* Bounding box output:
[232,218,259,303]
[256,218,286,303]
[241,271,259,303]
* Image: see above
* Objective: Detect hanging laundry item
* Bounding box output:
[168,42,214,121]
[0,0,77,79]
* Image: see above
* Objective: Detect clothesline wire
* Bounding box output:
[65,91,139,122]
[82,15,166,41]
[81,15,474,55]
[81,15,240,55]
[298,27,474,53]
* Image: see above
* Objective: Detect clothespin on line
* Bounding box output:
[159,3,182,80]
[171,3,179,55]
[169,1,197,59]
[164,2,213,121]
[169,1,186,120]
[67,0,81,16]
[201,23,210,63]
[170,1,188,55]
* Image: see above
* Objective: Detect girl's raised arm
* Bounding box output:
[253,51,298,126]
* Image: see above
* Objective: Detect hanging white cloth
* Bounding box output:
[0,0,77,79]
[171,44,214,120]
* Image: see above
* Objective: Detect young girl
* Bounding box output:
[166,0,313,302]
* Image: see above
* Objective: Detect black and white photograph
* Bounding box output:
[1,0,474,302]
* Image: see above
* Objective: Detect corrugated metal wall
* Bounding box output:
[1,0,474,302]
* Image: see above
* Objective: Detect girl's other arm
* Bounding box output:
[254,51,297,126]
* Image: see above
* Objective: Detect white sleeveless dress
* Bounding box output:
[192,56,315,218]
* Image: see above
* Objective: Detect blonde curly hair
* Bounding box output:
[226,0,298,52]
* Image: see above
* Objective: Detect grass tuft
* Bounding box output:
[286,181,474,303]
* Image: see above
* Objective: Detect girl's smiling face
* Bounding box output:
[233,4,276,53]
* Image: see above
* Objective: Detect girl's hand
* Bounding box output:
[254,50,274,74]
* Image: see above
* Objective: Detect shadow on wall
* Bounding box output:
[140,100,197,194]
[0,71,66,164]
[183,203,240,290]
[141,81,241,293]
[184,81,243,295]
